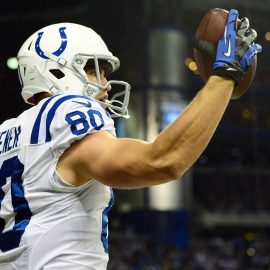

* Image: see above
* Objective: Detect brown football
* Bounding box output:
[193,8,257,99]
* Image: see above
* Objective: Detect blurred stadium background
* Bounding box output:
[1,0,270,269]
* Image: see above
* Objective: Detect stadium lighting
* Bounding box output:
[265,32,270,41]
[7,57,18,70]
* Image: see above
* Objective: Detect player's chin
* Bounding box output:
[97,97,108,103]
[97,95,108,102]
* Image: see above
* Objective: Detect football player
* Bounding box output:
[0,9,261,270]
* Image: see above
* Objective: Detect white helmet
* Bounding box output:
[17,22,130,118]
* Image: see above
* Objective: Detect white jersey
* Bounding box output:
[0,94,116,270]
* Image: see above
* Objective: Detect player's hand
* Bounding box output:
[212,9,262,84]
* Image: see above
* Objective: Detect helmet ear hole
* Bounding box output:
[49,69,65,79]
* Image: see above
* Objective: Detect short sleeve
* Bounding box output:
[29,94,116,158]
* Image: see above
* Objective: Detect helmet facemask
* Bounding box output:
[72,54,130,118]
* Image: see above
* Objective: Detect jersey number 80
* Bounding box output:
[65,109,105,136]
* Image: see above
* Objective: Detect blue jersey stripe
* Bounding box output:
[101,188,114,253]
[30,95,59,144]
[45,95,92,142]
[31,94,94,144]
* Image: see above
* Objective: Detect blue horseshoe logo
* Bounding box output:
[35,27,67,59]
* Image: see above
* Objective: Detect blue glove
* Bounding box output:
[212,9,262,84]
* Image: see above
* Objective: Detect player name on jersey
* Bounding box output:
[0,126,21,154]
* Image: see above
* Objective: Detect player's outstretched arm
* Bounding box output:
[57,9,261,189]
[57,76,233,189]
